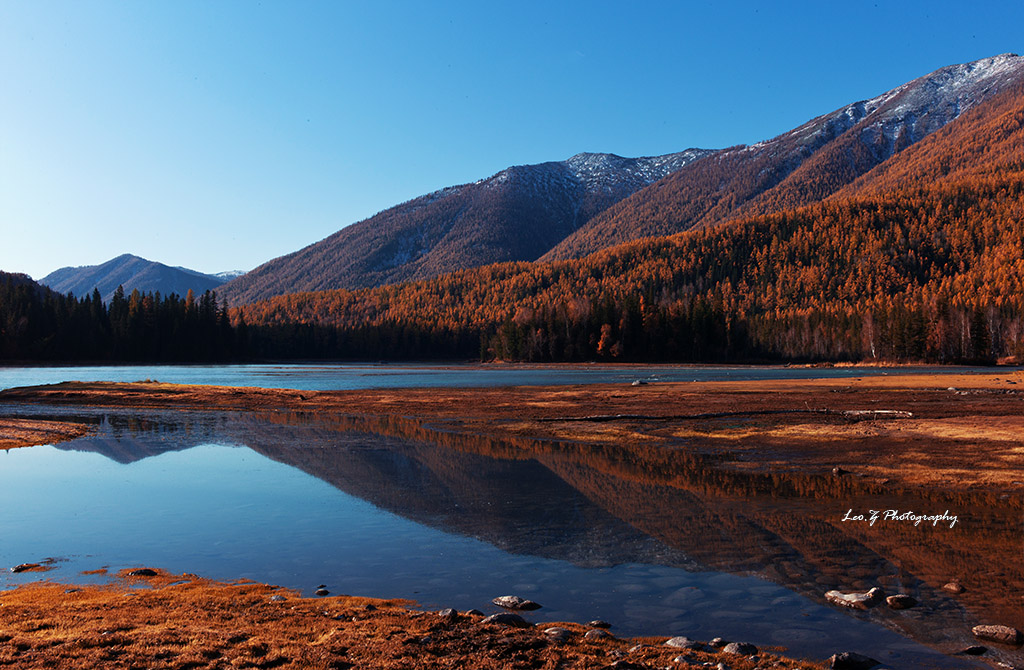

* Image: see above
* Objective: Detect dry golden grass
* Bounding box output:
[0,571,823,670]
[0,418,91,451]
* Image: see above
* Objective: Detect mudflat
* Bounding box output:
[3,371,1023,491]
[0,416,91,451]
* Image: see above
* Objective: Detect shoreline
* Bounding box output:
[0,569,827,670]
[3,372,1023,491]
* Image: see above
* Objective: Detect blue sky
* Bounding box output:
[1,1,1021,280]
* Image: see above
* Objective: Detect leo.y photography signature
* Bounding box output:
[842,509,959,528]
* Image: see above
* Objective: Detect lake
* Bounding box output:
[1,364,1017,668]
[0,361,1006,392]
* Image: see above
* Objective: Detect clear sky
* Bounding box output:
[2,0,1021,280]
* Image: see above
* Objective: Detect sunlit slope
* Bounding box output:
[237,80,1024,362]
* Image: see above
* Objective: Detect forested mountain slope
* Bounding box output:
[543,53,1024,260]
[237,80,1024,363]
[219,150,710,304]
[837,78,1024,197]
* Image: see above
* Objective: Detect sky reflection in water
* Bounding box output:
[0,408,990,669]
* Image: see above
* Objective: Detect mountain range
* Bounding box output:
[34,54,1024,309]
[235,56,1024,364]
[218,149,712,304]
[545,52,1024,259]
[40,254,234,302]
[218,52,1024,304]
[6,52,1024,364]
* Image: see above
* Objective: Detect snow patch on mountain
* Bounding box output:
[566,149,714,192]
[479,149,713,199]
[745,53,1024,159]
[214,270,247,281]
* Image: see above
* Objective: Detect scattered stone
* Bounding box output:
[127,568,158,577]
[363,604,377,611]
[314,588,330,597]
[825,587,884,610]
[943,581,965,594]
[665,636,704,650]
[610,661,646,670]
[584,628,612,640]
[721,641,757,655]
[543,627,571,643]
[972,624,1023,645]
[436,608,458,622]
[588,619,611,628]
[960,645,987,655]
[317,584,327,589]
[465,608,484,616]
[631,379,648,386]
[480,613,530,628]
[10,563,42,573]
[63,588,81,594]
[268,595,287,602]
[832,467,850,477]
[627,644,649,653]
[886,594,917,609]
[708,637,728,648]
[491,595,542,610]
[828,651,880,669]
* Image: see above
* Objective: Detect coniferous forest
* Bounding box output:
[0,275,238,362]
[237,177,1024,365]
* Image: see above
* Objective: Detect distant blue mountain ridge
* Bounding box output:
[40,254,234,303]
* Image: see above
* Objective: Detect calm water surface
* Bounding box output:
[1,404,1011,669]
[0,361,1008,392]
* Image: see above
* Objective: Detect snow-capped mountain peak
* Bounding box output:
[782,53,1024,154]
[565,149,714,191]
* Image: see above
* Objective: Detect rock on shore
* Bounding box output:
[972,624,1023,645]
[491,595,542,610]
[825,587,884,610]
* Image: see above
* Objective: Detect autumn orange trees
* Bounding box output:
[232,82,1024,363]
[233,167,1023,363]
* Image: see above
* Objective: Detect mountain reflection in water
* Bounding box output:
[3,405,1017,668]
